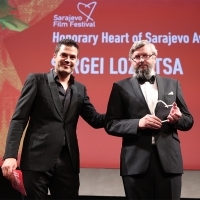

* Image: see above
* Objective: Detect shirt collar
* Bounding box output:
[51,69,75,85]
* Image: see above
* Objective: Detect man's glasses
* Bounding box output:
[131,54,154,62]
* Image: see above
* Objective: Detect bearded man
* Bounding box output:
[104,40,193,200]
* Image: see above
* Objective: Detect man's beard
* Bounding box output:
[58,70,71,78]
[135,64,153,79]
[57,63,73,77]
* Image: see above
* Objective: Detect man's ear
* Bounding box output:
[53,53,56,59]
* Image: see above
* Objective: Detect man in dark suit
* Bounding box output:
[1,39,105,199]
[104,40,193,200]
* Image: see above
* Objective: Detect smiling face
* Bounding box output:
[131,44,157,79]
[53,44,78,78]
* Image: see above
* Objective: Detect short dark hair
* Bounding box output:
[54,38,80,55]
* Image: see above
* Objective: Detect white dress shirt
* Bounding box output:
[140,77,158,144]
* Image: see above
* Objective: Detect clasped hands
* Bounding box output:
[139,102,182,129]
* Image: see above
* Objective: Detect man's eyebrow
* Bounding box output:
[60,52,67,55]
[60,53,77,58]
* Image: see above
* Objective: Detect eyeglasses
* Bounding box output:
[131,54,154,62]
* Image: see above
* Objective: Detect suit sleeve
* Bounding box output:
[3,73,37,159]
[80,86,105,128]
[174,81,194,131]
[104,83,140,137]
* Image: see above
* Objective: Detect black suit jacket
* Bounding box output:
[4,71,105,173]
[105,75,193,176]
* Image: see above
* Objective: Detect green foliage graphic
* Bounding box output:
[0,0,29,32]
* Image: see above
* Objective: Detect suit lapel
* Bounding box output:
[64,84,78,121]
[47,71,64,119]
[155,75,165,114]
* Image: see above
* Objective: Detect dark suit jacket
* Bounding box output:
[105,75,193,176]
[4,70,105,173]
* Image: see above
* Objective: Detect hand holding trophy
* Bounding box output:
[156,100,182,123]
[167,102,182,123]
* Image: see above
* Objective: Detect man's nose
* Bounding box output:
[64,57,70,62]
[139,56,144,61]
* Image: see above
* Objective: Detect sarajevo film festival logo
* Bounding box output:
[77,2,97,22]
[53,1,97,27]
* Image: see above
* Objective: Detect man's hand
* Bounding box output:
[1,158,17,180]
[139,114,162,129]
[167,102,182,124]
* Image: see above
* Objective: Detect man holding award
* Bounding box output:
[104,40,194,200]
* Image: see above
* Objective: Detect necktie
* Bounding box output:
[138,75,155,85]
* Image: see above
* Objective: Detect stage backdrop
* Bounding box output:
[0,0,199,169]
